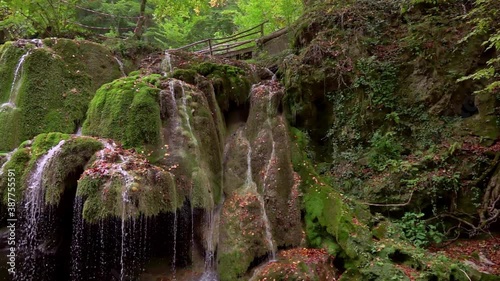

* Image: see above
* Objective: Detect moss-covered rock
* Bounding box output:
[84,72,225,210]
[83,74,162,149]
[0,39,122,151]
[218,81,302,280]
[43,136,103,205]
[218,189,275,281]
[77,141,179,222]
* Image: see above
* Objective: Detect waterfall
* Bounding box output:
[263,93,277,192]
[114,56,126,77]
[179,82,198,147]
[162,51,174,76]
[171,210,178,281]
[263,135,276,191]
[0,50,30,110]
[1,40,44,111]
[70,196,85,280]
[18,140,66,279]
[75,126,83,136]
[241,133,276,261]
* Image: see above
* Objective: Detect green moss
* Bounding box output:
[31,132,70,159]
[218,191,269,281]
[77,171,179,222]
[0,132,68,203]
[0,42,28,102]
[76,147,179,222]
[0,108,22,151]
[179,62,252,111]
[83,74,162,149]
[0,39,122,151]
[218,251,250,281]
[0,148,31,203]
[43,137,103,205]
[172,69,198,85]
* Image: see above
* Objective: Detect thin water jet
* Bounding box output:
[241,133,277,261]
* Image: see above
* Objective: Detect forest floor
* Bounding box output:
[429,232,500,276]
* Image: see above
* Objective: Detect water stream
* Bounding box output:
[179,82,198,147]
[75,126,83,136]
[2,40,43,110]
[70,196,85,280]
[162,51,174,76]
[241,133,276,260]
[18,140,66,278]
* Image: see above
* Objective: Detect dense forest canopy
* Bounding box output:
[0,0,303,48]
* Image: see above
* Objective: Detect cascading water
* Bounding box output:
[1,41,43,111]
[262,91,278,262]
[75,126,83,136]
[70,196,85,279]
[162,51,174,76]
[263,92,278,192]
[17,140,66,280]
[1,51,30,111]
[70,141,152,281]
[179,82,198,147]
[198,201,223,281]
[241,133,277,261]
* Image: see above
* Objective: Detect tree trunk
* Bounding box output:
[134,0,147,40]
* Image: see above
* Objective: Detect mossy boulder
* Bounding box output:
[83,74,163,149]
[0,39,122,151]
[0,132,70,203]
[43,136,103,205]
[84,74,224,210]
[218,189,275,281]
[463,93,500,144]
[77,141,179,222]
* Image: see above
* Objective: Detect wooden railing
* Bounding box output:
[172,21,268,57]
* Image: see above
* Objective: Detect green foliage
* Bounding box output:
[74,0,152,38]
[353,56,398,109]
[0,0,77,38]
[368,131,403,171]
[232,0,303,34]
[401,0,439,14]
[457,0,499,94]
[149,0,302,48]
[396,212,444,248]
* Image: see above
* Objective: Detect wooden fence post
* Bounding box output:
[208,39,213,56]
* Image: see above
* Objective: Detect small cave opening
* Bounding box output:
[388,249,411,264]
[332,254,346,274]
[248,253,272,272]
[461,95,478,118]
[224,101,250,137]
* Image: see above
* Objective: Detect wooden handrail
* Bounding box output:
[171,21,269,58]
[210,21,268,41]
[211,30,262,46]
